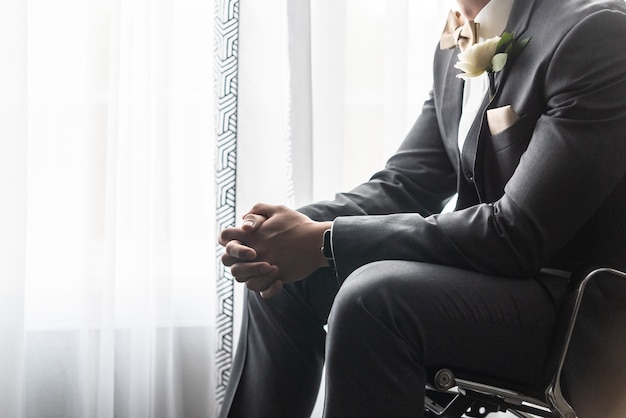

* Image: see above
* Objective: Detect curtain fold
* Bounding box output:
[286,0,313,208]
[0,1,217,416]
[0,2,28,416]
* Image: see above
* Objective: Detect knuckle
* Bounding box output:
[224,241,242,257]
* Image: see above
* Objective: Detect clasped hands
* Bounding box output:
[218,203,332,298]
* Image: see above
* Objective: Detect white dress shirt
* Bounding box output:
[457,0,514,152]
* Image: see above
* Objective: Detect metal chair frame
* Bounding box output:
[424,267,626,418]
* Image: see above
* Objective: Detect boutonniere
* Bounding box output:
[454,32,530,97]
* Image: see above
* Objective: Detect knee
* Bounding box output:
[327,261,400,331]
[327,260,446,333]
[326,261,428,359]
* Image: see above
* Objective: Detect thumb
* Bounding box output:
[241,213,267,231]
[247,202,284,219]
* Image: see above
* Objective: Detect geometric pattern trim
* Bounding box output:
[214,0,239,411]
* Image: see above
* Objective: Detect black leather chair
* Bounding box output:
[424,267,626,418]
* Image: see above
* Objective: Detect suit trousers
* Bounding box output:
[219,260,569,418]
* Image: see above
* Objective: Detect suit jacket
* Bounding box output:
[300,0,626,284]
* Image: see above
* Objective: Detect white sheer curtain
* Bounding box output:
[237,0,452,205]
[235,1,451,416]
[238,0,452,209]
[308,0,453,202]
[0,0,219,416]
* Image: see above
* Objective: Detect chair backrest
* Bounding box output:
[549,268,626,417]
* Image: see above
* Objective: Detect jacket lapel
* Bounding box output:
[505,0,537,37]
[489,0,537,99]
[440,50,463,151]
[456,0,540,206]
[435,48,464,175]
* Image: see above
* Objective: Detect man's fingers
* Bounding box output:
[218,211,269,246]
[248,202,284,219]
[242,267,280,293]
[241,213,267,231]
[230,262,276,281]
[260,280,283,299]
[218,227,243,246]
[221,254,242,267]
[227,263,279,293]
[222,240,256,262]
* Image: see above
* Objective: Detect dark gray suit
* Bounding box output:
[220,0,626,416]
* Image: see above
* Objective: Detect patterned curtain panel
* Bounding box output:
[215,0,239,411]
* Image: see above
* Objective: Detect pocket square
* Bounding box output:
[487,105,520,135]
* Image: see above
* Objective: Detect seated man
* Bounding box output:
[218,0,626,416]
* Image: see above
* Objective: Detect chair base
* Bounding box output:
[424,369,559,418]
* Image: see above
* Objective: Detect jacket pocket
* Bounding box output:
[488,113,534,153]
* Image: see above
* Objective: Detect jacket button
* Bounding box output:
[465,170,474,181]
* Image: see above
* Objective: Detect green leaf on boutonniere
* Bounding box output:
[491,53,509,72]
[490,32,531,74]
[496,32,514,52]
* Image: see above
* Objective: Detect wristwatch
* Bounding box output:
[321,229,336,271]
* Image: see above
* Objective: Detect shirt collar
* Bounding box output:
[473,0,515,40]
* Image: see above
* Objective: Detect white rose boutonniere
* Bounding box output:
[454,36,502,79]
[455,32,530,96]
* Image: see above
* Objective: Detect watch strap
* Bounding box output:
[321,228,336,271]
